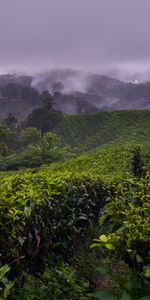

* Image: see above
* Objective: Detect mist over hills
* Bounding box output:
[0,69,150,119]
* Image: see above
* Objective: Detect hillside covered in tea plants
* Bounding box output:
[53,110,150,151]
[0,109,150,171]
[0,108,150,299]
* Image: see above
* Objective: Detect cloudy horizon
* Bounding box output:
[1,0,150,81]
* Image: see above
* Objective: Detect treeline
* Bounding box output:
[0,95,72,170]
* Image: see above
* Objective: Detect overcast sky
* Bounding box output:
[0,0,150,78]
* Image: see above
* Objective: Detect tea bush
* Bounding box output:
[0,172,108,282]
[92,165,150,273]
[89,162,150,299]
[15,263,87,300]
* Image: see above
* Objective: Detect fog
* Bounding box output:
[1,0,150,81]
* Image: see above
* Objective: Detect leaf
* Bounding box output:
[105,243,115,250]
[136,254,143,264]
[99,214,108,226]
[19,237,25,246]
[0,265,10,280]
[24,206,31,218]
[90,243,101,249]
[144,266,150,278]
[4,281,14,299]
[99,234,108,242]
[117,183,123,192]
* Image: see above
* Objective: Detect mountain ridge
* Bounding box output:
[0,69,150,118]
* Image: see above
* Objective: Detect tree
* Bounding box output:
[132,147,144,178]
[26,108,52,135]
[42,132,61,150]
[20,127,41,147]
[43,98,53,110]
[41,91,53,110]
[26,108,62,135]
[3,113,18,128]
[0,125,17,156]
[20,145,42,168]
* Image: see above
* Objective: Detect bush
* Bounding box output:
[90,166,150,299]
[15,263,87,300]
[92,167,150,273]
[0,173,108,282]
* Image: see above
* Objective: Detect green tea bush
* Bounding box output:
[0,264,14,299]
[0,172,108,281]
[15,263,87,300]
[90,164,150,299]
[93,166,150,272]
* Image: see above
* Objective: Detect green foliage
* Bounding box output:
[0,172,108,281]
[43,144,149,183]
[92,167,150,271]
[88,258,150,300]
[0,264,14,299]
[89,158,150,299]
[0,125,17,156]
[26,107,62,134]
[0,109,150,170]
[20,128,41,146]
[0,109,150,299]
[15,263,87,300]
[42,131,60,149]
[0,126,73,169]
[19,145,42,167]
[53,110,150,151]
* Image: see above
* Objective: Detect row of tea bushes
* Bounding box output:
[0,172,108,283]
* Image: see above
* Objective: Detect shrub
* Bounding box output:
[0,173,108,282]
[0,264,14,299]
[15,263,87,300]
[92,167,150,272]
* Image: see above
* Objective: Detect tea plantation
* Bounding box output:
[53,110,150,151]
[0,110,150,299]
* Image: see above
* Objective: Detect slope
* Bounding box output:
[53,110,150,151]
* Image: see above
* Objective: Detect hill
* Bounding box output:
[1,70,150,118]
[40,144,137,182]
[30,69,150,111]
[53,110,150,151]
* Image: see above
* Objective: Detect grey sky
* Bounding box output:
[0,0,150,77]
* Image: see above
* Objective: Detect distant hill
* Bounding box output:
[52,110,150,151]
[0,69,150,118]
[31,69,150,111]
[0,73,32,87]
